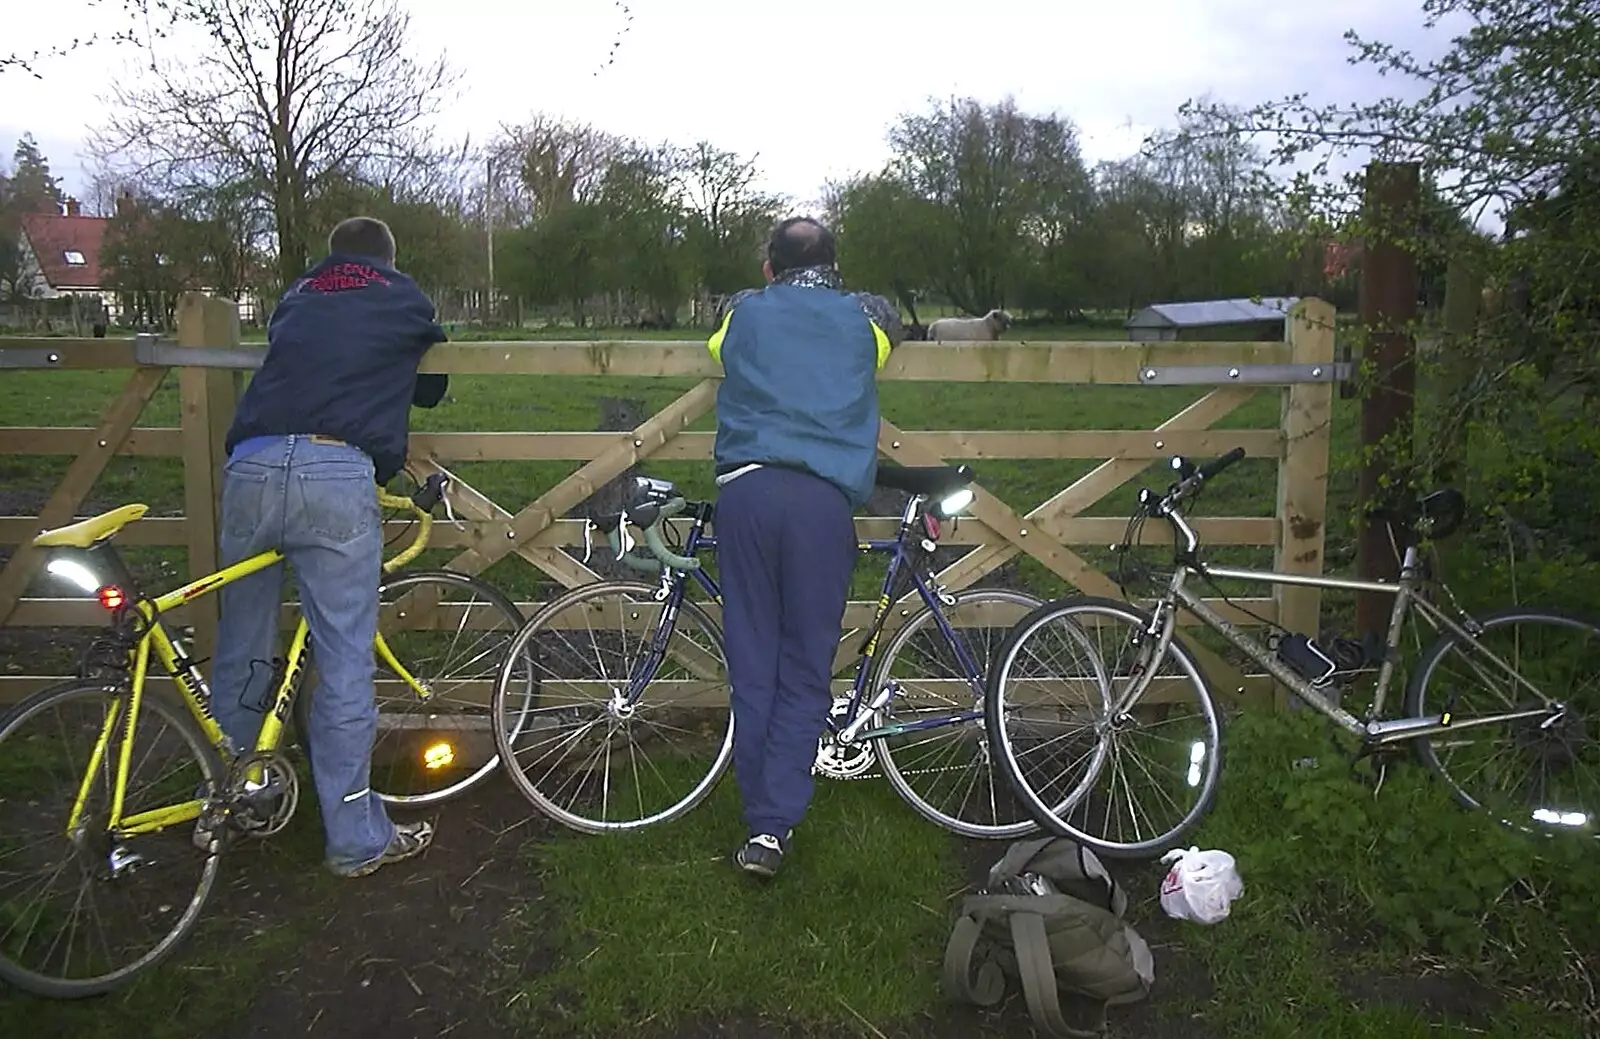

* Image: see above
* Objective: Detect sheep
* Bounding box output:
[926,309,1012,342]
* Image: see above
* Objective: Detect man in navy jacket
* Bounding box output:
[707,216,903,878]
[202,217,446,877]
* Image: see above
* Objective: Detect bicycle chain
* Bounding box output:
[821,763,971,782]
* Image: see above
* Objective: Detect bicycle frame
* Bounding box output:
[1122,509,1564,746]
[62,490,438,841]
[621,494,992,745]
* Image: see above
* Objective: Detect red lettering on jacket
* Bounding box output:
[299,263,392,294]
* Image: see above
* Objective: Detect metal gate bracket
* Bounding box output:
[1137,362,1350,386]
[0,347,68,369]
[133,333,266,370]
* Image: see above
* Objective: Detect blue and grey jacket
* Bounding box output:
[707,266,904,508]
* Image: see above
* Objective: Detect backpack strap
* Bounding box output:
[1009,910,1103,1039]
[940,912,1007,1007]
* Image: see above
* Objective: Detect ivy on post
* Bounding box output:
[175,292,242,661]
[1355,161,1420,637]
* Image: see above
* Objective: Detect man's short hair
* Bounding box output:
[328,216,397,267]
[766,216,836,276]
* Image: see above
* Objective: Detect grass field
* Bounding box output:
[0,323,1595,1037]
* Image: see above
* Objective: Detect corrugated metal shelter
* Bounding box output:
[1125,296,1300,342]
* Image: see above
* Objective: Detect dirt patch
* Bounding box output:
[229,777,553,1039]
[1339,966,1503,1029]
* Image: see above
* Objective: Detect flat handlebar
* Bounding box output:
[1145,447,1246,517]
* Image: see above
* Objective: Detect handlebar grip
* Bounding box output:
[605,524,665,574]
[600,496,701,572]
[411,473,448,512]
[1197,447,1246,482]
[642,523,701,571]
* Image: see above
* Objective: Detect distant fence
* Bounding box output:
[0,292,1340,706]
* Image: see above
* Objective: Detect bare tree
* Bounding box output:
[1,0,149,78]
[91,0,458,292]
[490,115,621,225]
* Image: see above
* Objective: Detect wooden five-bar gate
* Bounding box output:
[0,293,1339,707]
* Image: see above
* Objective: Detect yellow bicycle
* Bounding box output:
[0,474,530,997]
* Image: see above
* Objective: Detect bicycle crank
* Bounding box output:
[225,750,300,838]
[813,697,878,780]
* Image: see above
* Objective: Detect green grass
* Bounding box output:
[512,778,959,1036]
[1166,707,1599,1038]
[509,707,1599,1038]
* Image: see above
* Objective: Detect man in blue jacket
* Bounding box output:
[202,217,446,877]
[708,216,903,878]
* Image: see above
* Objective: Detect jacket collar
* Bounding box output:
[771,265,843,290]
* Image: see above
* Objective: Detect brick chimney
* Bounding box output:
[63,197,81,217]
[116,189,135,217]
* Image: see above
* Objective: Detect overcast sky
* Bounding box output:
[2,0,1447,209]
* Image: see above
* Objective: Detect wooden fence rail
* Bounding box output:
[0,291,1336,706]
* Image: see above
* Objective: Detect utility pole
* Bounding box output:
[484,155,496,324]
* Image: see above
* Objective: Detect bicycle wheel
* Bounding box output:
[491,580,734,832]
[1406,606,1600,839]
[294,569,529,806]
[873,588,1044,839]
[0,681,224,997]
[986,596,1223,860]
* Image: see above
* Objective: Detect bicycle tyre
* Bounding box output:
[874,587,1044,839]
[294,569,527,807]
[0,681,224,997]
[490,580,735,833]
[985,596,1223,860]
[1406,605,1600,840]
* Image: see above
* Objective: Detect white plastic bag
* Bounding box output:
[1158,846,1244,924]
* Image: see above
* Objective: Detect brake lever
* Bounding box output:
[439,480,464,531]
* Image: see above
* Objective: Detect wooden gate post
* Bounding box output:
[1274,298,1336,708]
[175,292,242,660]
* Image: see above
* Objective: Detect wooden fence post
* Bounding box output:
[1274,298,1336,709]
[175,292,242,660]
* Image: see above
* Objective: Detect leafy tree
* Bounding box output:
[0,135,69,301]
[595,144,688,323]
[1191,0,1600,572]
[676,141,780,300]
[831,174,942,324]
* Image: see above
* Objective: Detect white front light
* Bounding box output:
[47,557,102,593]
[1533,807,1589,828]
[938,488,975,516]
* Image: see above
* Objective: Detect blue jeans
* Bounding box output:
[716,466,857,838]
[209,434,395,871]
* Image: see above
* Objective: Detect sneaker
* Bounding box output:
[733,831,791,878]
[330,820,435,878]
[191,801,228,854]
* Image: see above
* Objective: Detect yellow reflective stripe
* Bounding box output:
[707,307,735,366]
[869,321,891,370]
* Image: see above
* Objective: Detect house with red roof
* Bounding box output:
[15,198,114,325]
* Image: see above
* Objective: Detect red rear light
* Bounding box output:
[97,585,126,611]
[922,514,942,541]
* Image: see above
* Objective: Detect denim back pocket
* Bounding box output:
[290,458,378,545]
[221,460,274,542]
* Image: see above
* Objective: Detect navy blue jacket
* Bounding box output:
[708,268,900,507]
[226,254,449,483]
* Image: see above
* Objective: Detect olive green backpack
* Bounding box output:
[942,836,1155,1037]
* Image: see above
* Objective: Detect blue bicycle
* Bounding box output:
[489,464,1046,837]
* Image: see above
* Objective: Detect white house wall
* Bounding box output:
[14,233,60,299]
